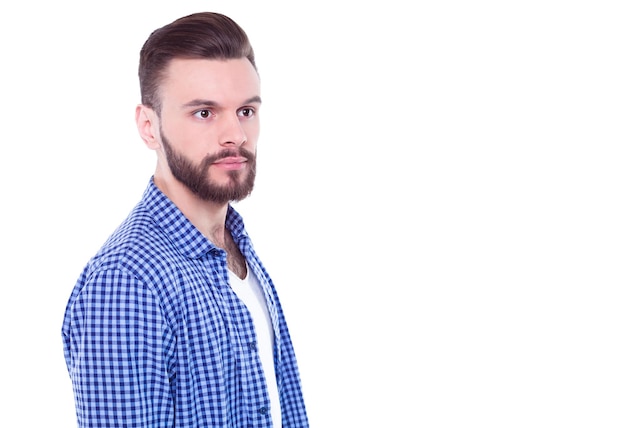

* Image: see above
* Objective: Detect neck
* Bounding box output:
[152,171,247,279]
[153,173,229,244]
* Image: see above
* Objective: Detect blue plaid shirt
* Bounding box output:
[62,179,309,427]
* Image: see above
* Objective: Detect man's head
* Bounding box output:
[135,12,261,205]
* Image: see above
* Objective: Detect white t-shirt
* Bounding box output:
[228,266,281,426]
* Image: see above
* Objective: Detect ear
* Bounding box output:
[135,104,160,150]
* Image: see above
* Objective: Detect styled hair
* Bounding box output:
[138,12,256,114]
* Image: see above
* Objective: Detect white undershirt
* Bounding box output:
[228,266,281,426]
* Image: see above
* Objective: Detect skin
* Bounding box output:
[135,58,261,276]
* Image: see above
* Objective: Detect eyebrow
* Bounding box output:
[182,96,262,109]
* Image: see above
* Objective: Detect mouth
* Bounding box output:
[212,156,248,170]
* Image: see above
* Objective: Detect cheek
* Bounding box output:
[163,123,202,149]
[244,121,261,143]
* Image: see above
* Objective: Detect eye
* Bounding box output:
[238,107,255,118]
[193,109,213,119]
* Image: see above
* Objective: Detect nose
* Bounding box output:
[219,113,247,147]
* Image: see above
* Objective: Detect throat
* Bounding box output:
[207,226,247,279]
[228,250,247,280]
[224,229,247,280]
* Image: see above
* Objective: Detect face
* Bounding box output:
[153,58,261,204]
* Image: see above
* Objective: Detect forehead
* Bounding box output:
[160,57,260,106]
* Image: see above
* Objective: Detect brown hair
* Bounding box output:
[138,12,256,114]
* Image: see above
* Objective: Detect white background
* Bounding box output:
[1,1,625,426]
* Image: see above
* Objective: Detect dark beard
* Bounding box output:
[160,127,256,204]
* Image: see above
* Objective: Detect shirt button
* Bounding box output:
[258,406,268,415]
[249,341,257,351]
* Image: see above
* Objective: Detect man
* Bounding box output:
[62,12,309,427]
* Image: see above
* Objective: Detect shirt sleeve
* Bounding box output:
[63,268,175,427]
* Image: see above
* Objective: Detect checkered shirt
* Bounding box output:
[62,179,309,427]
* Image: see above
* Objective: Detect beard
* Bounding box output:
[159,127,256,204]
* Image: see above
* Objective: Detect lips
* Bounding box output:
[213,156,247,164]
[212,156,247,170]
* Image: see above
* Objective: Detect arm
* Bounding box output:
[63,268,175,427]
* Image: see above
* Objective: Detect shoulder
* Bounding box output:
[76,198,195,304]
[93,206,170,278]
